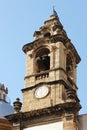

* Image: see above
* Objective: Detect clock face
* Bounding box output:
[35,85,49,99]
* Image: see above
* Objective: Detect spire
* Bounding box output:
[53,6,58,18]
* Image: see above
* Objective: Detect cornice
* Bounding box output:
[5,102,81,123]
[22,38,50,53]
[21,78,77,93]
[24,67,66,80]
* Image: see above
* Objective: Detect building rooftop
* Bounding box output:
[0,101,14,118]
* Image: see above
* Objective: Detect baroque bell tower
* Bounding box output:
[21,9,81,130]
[6,10,81,130]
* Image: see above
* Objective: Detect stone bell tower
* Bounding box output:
[21,9,81,130]
[6,10,81,130]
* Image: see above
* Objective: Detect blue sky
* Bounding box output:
[0,0,86,114]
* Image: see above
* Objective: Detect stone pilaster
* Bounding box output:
[63,114,77,130]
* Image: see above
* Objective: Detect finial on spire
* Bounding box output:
[53,5,55,11]
[52,5,58,18]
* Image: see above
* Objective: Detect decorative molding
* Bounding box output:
[22,77,77,93]
[24,67,66,79]
[5,102,81,124]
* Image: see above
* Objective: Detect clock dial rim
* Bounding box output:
[35,85,49,99]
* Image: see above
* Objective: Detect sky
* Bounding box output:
[0,0,87,114]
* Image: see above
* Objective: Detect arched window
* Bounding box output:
[35,48,50,73]
[66,54,73,80]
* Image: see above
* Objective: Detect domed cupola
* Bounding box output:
[0,83,14,118]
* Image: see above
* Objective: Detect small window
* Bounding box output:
[44,32,51,38]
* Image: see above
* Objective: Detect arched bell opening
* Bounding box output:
[35,48,50,73]
[66,54,74,81]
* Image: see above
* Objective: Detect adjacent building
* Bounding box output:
[0,84,14,130]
